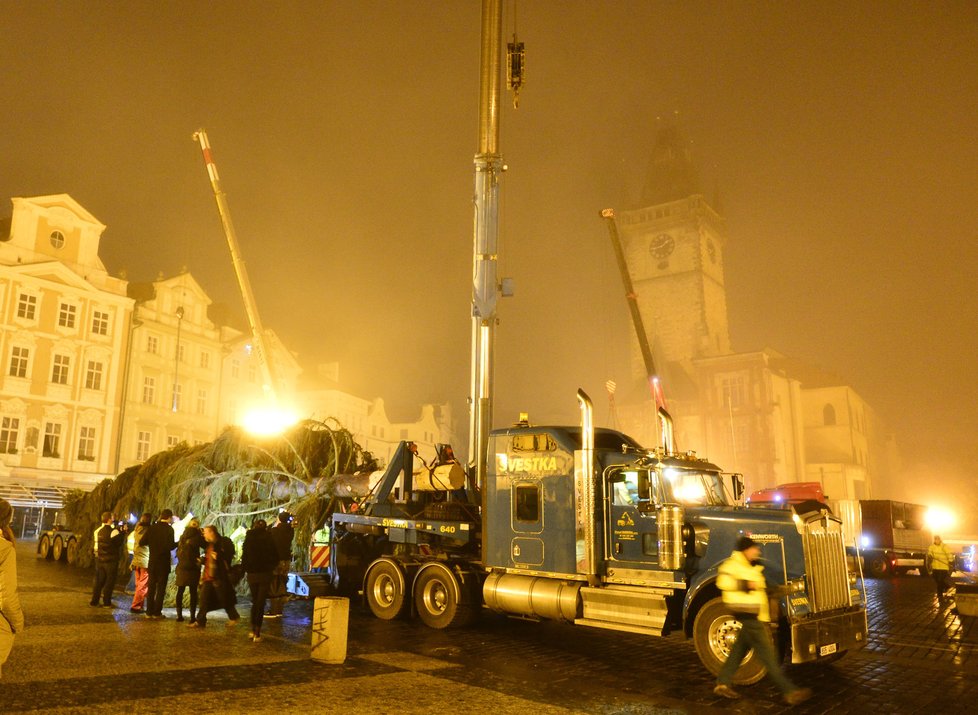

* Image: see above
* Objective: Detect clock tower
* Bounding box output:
[619,126,731,370]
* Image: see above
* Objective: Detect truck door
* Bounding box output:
[606,468,660,565]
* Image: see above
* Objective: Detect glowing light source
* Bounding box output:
[924,507,955,534]
[240,404,299,436]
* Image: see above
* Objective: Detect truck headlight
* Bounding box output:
[789,577,806,594]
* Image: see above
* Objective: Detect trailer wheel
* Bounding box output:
[692,597,766,685]
[66,537,79,566]
[414,563,472,629]
[52,535,65,562]
[867,555,890,579]
[365,559,409,620]
[39,534,52,560]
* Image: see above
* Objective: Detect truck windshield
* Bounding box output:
[661,468,729,506]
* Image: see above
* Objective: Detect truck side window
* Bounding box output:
[514,484,540,522]
[511,434,557,452]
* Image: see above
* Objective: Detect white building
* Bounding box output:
[0,195,133,521]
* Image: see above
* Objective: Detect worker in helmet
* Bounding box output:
[713,536,812,706]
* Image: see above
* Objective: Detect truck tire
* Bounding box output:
[66,537,79,566]
[52,535,65,562]
[365,559,409,620]
[867,555,890,579]
[39,534,52,560]
[692,597,766,685]
[413,563,473,629]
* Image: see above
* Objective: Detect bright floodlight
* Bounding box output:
[924,507,955,534]
[241,405,299,436]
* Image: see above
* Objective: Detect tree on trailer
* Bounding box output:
[330,392,868,684]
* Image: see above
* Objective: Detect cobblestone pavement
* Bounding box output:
[2,541,976,714]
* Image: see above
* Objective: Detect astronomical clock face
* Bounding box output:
[649,233,675,260]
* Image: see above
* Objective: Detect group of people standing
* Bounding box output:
[92,508,295,642]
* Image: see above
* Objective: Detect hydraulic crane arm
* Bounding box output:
[601,208,674,451]
[193,128,278,402]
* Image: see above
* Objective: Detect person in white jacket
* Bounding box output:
[0,498,25,679]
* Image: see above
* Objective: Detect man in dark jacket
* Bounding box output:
[140,509,176,619]
[242,519,279,642]
[90,512,127,607]
[266,511,295,617]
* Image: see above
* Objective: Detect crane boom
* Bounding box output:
[193,128,278,402]
[600,208,673,451]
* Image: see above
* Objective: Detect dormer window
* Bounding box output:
[50,230,65,249]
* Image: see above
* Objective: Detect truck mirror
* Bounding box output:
[637,471,652,501]
[731,474,745,503]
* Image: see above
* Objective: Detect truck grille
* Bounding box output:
[803,516,851,612]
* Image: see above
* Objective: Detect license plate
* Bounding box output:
[819,643,838,656]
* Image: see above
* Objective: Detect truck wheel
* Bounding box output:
[365,559,409,620]
[66,538,79,566]
[52,536,65,562]
[414,563,472,629]
[692,597,766,685]
[39,534,52,560]
[867,555,890,579]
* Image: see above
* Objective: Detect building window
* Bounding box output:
[0,417,20,454]
[166,435,179,448]
[8,346,29,378]
[720,376,746,409]
[146,335,158,354]
[91,310,109,336]
[17,294,37,320]
[58,303,77,329]
[200,351,210,369]
[823,404,836,426]
[196,389,208,416]
[136,431,151,461]
[142,376,156,405]
[51,355,70,385]
[171,382,182,412]
[50,230,65,248]
[177,343,186,362]
[77,426,96,461]
[42,422,62,458]
[248,364,257,383]
[85,361,104,390]
[231,359,240,379]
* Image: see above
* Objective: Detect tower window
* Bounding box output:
[823,404,836,426]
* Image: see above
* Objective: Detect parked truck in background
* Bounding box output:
[843,500,931,578]
[330,393,868,685]
[748,486,933,579]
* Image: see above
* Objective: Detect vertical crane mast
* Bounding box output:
[469,0,504,489]
[193,128,278,402]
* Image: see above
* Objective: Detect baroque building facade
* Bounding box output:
[0,195,132,496]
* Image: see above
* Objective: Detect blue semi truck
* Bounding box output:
[330,391,867,684]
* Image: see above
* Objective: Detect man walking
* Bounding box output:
[713,536,812,706]
[266,511,294,618]
[140,509,176,619]
[90,512,126,607]
[927,534,953,601]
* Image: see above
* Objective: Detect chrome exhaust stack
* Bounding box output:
[657,406,676,455]
[575,389,598,585]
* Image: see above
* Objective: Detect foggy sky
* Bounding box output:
[2,1,977,513]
